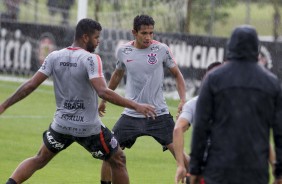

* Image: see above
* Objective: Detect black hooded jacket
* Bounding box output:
[189,25,282,184]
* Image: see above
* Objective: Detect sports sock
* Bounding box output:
[6,178,17,184]
[100,181,111,184]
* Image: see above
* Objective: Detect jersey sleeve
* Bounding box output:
[179,97,197,126]
[163,44,177,68]
[84,54,104,79]
[38,51,54,77]
[115,47,126,70]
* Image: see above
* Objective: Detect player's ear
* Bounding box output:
[82,34,89,43]
[132,29,137,37]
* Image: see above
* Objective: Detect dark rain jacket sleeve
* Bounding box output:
[273,83,282,179]
[189,75,213,175]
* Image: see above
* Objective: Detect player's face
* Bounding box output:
[86,30,100,53]
[133,25,154,49]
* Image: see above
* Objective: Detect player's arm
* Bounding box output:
[98,69,124,116]
[92,76,155,118]
[169,66,186,113]
[0,71,48,115]
[173,117,190,183]
[107,69,125,90]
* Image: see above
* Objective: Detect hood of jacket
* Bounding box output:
[226,25,259,62]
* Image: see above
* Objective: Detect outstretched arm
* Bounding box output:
[92,76,156,118]
[0,72,48,115]
[98,69,124,117]
[173,117,190,184]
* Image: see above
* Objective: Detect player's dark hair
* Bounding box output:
[75,18,102,40]
[133,14,155,32]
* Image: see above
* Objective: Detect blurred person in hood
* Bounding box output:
[189,25,282,184]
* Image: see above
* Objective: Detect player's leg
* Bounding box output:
[106,147,129,184]
[100,161,111,184]
[6,127,74,184]
[79,125,129,184]
[100,115,142,183]
[6,143,56,184]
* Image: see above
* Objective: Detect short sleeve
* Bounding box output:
[179,97,197,126]
[163,44,176,68]
[115,48,126,70]
[84,54,104,79]
[38,52,54,77]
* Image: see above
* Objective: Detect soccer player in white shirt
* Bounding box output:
[174,61,222,184]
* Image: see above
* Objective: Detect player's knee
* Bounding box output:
[32,152,52,169]
[109,149,126,169]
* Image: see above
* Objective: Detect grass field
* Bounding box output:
[0,79,192,184]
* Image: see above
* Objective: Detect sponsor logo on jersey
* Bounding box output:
[64,100,85,110]
[151,46,159,52]
[91,150,104,158]
[88,57,95,74]
[56,124,87,133]
[59,62,77,67]
[46,131,65,150]
[126,59,133,62]
[41,60,47,70]
[110,137,118,149]
[147,53,158,65]
[122,47,133,54]
[61,114,84,122]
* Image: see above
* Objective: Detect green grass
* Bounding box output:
[0,80,192,184]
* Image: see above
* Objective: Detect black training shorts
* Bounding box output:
[112,114,175,149]
[43,125,118,160]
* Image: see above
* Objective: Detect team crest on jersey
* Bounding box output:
[147,53,158,65]
[110,137,118,149]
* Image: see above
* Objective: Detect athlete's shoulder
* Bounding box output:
[117,40,133,49]
[151,40,168,47]
[150,40,170,52]
[184,96,198,108]
[117,40,135,55]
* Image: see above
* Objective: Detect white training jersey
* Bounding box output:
[39,47,105,137]
[116,40,177,117]
[179,96,198,126]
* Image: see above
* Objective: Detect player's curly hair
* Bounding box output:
[75,18,102,40]
[133,14,155,32]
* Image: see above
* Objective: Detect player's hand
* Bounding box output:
[98,100,107,117]
[135,103,156,119]
[176,100,185,120]
[176,100,185,118]
[175,165,186,184]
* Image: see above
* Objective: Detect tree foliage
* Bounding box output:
[188,0,238,34]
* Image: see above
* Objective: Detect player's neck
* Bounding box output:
[71,41,86,50]
[133,41,151,49]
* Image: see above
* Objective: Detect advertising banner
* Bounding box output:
[1,22,281,97]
